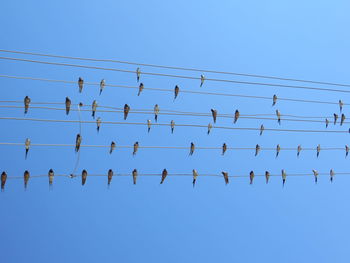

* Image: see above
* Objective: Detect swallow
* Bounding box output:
[154,104,159,122]
[25,138,31,159]
[1,171,7,191]
[174,85,179,100]
[297,145,302,157]
[99,79,105,95]
[265,171,270,184]
[234,110,240,123]
[272,94,277,106]
[334,113,338,125]
[207,123,212,134]
[260,124,264,136]
[160,169,168,184]
[124,104,130,120]
[48,169,54,187]
[316,144,321,157]
[171,120,175,133]
[339,99,344,112]
[91,100,98,118]
[96,117,101,132]
[78,77,84,93]
[222,143,227,155]
[325,118,329,128]
[110,141,116,154]
[147,119,151,133]
[276,110,281,125]
[341,114,346,125]
[24,170,30,189]
[222,171,229,185]
[79,102,83,108]
[312,169,318,184]
[132,169,138,185]
[192,169,199,187]
[65,97,71,115]
[276,144,281,158]
[75,134,82,152]
[107,169,113,186]
[190,142,195,156]
[82,169,88,186]
[211,109,217,123]
[281,169,287,187]
[330,169,334,182]
[255,144,260,156]
[24,96,31,114]
[136,68,141,82]
[346,145,349,157]
[249,171,255,185]
[200,75,205,87]
[138,83,144,96]
[133,142,139,156]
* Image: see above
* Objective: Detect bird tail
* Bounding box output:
[25,149,28,159]
[100,89,102,95]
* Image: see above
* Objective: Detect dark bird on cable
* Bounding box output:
[24,96,31,114]
[78,77,84,93]
[124,104,130,120]
[160,169,168,184]
[65,97,71,115]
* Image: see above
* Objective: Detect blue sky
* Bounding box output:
[1,0,350,262]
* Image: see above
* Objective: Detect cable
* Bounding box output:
[1,49,350,88]
[1,56,350,94]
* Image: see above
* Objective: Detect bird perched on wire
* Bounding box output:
[78,77,84,93]
[189,142,195,156]
[174,85,179,100]
[272,94,277,106]
[207,123,212,135]
[110,141,116,154]
[160,169,168,184]
[136,68,141,82]
[96,117,102,132]
[312,170,319,184]
[316,144,321,158]
[154,104,160,122]
[81,170,87,186]
[222,143,227,155]
[132,169,138,185]
[339,99,344,112]
[334,113,338,125]
[25,138,31,159]
[24,96,31,114]
[124,104,130,120]
[255,144,260,156]
[138,83,144,96]
[75,134,82,152]
[249,171,255,185]
[330,169,334,182]
[192,169,199,187]
[1,171,7,191]
[325,118,329,128]
[297,145,302,157]
[260,124,264,136]
[276,110,281,125]
[200,75,205,87]
[91,100,98,118]
[24,170,30,190]
[234,110,240,123]
[222,171,229,185]
[276,144,281,158]
[133,142,139,156]
[341,114,346,125]
[281,169,287,187]
[171,120,175,134]
[346,145,349,157]
[65,97,71,115]
[147,120,151,133]
[211,109,217,123]
[265,171,270,184]
[107,169,113,186]
[48,169,54,187]
[99,79,105,95]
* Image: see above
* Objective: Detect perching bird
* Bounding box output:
[147,119,151,133]
[339,99,344,112]
[174,85,179,100]
[272,94,277,106]
[325,118,329,128]
[136,68,141,82]
[154,104,159,122]
[249,171,255,185]
[334,113,338,125]
[24,170,30,189]
[192,169,199,187]
[48,169,54,187]
[255,144,260,156]
[75,134,82,152]
[189,142,195,156]
[222,171,229,185]
[124,104,130,120]
[346,145,349,157]
[81,169,87,186]
[78,77,84,93]
[234,110,240,123]
[96,117,101,132]
[297,145,302,157]
[1,171,7,191]
[160,169,168,184]
[133,142,139,156]
[222,143,227,155]
[132,169,138,185]
[276,144,281,158]
[330,169,335,182]
[341,113,346,125]
[316,144,321,157]
[260,124,264,136]
[65,97,71,115]
[276,110,281,125]
[24,96,31,114]
[171,120,175,133]
[265,171,270,184]
[107,169,113,186]
[207,123,212,135]
[200,75,205,87]
[211,109,217,123]
[110,141,116,154]
[99,79,105,95]
[312,169,319,184]
[138,83,144,96]
[25,138,31,159]
[91,100,98,118]
[281,169,287,187]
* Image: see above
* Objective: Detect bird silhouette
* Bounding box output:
[211,109,217,123]
[65,97,71,115]
[24,96,31,114]
[234,110,240,123]
[24,170,30,190]
[154,104,159,122]
[171,120,175,133]
[78,77,84,93]
[192,169,199,187]
[249,171,254,185]
[174,85,179,100]
[82,170,88,186]
[110,141,116,154]
[265,171,270,184]
[107,169,113,186]
[200,75,205,87]
[189,142,195,156]
[138,83,144,96]
[222,143,227,155]
[75,134,82,152]
[99,79,105,95]
[160,169,168,184]
[272,94,277,106]
[222,171,229,185]
[124,104,130,120]
[133,142,139,156]
[25,138,31,159]
[1,171,7,191]
[132,169,138,185]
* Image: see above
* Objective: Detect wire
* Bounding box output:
[1,56,350,94]
[1,49,350,88]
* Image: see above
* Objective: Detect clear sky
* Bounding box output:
[1,0,350,262]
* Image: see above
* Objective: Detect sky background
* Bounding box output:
[1,0,350,262]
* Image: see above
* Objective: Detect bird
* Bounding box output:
[96,117,102,132]
[341,113,346,125]
[234,110,240,123]
[316,144,321,157]
[339,99,344,112]
[132,169,138,185]
[255,144,260,156]
[99,79,105,95]
[272,94,277,106]
[75,134,82,152]
[211,109,217,123]
[82,169,88,186]
[222,171,229,185]
[124,104,130,120]
[207,123,212,135]
[174,85,179,100]
[91,100,98,118]
[154,104,159,122]
[297,145,302,157]
[160,169,168,184]
[200,75,205,87]
[48,169,54,187]
[147,120,151,133]
[107,169,113,186]
[325,118,329,128]
[330,169,335,182]
[249,171,254,185]
[25,138,31,159]
[189,142,195,156]
[24,96,31,114]
[260,124,264,136]
[1,171,7,191]
[192,169,199,187]
[65,97,71,115]
[276,110,281,125]
[334,113,338,125]
[346,145,349,157]
[78,77,84,93]
[136,68,141,82]
[276,144,281,158]
[312,169,319,184]
[265,171,270,184]
[133,142,139,156]
[171,120,175,133]
[24,170,30,189]
[222,143,227,155]
[138,83,144,96]
[110,141,116,154]
[281,169,287,187]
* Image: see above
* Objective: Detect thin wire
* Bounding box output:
[1,56,350,94]
[1,49,350,88]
